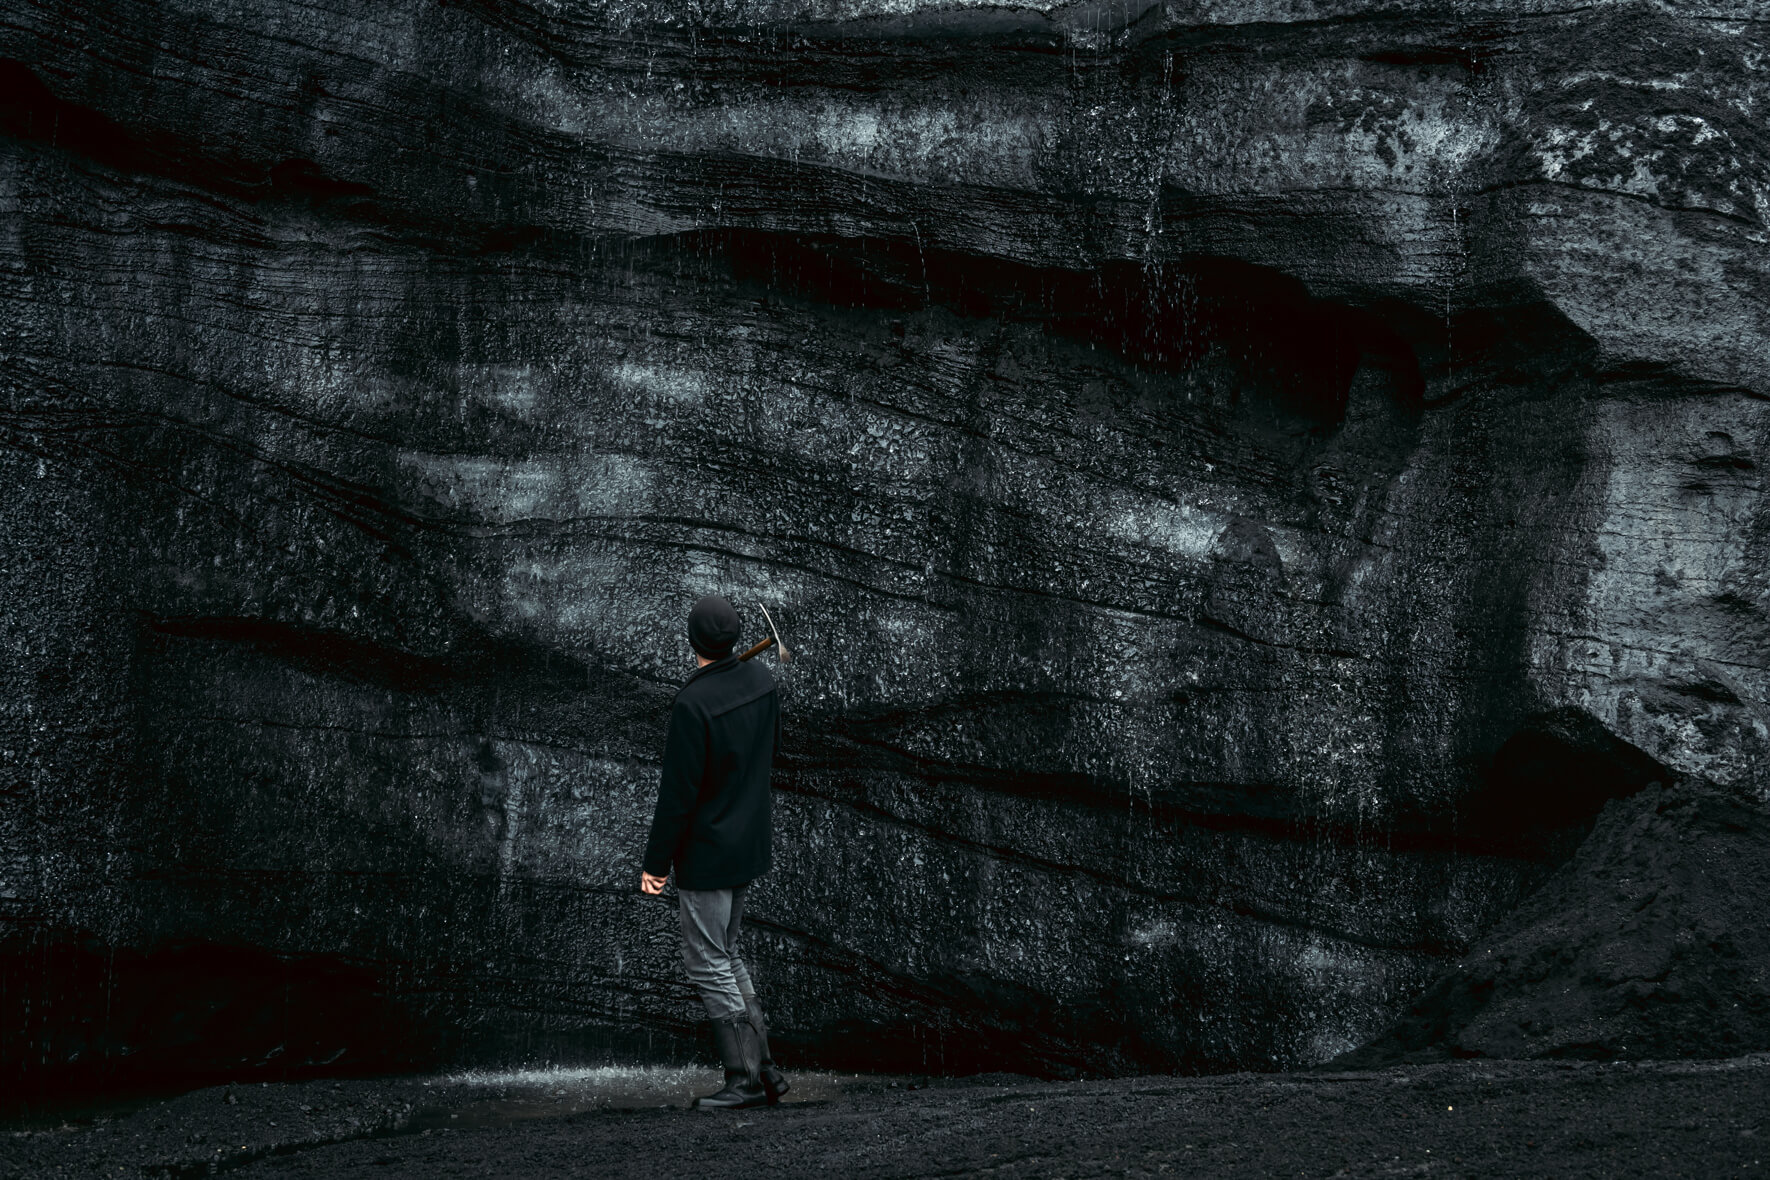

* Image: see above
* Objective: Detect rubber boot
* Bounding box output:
[744,995,791,1105]
[691,1015,767,1110]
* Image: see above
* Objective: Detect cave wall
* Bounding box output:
[2,0,1767,1090]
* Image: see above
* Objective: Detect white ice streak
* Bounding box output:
[401,452,655,524]
[610,361,709,406]
[440,1064,708,1090]
[1104,496,1225,560]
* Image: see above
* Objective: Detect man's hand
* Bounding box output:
[640,871,668,895]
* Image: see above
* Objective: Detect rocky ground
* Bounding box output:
[5,1056,1768,1179]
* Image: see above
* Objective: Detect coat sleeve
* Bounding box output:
[642,696,704,878]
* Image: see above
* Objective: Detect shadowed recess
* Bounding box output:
[0,936,429,1109]
[671,228,1426,427]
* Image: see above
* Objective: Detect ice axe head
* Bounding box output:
[760,602,791,663]
[738,603,791,663]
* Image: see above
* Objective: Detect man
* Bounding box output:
[640,594,791,1110]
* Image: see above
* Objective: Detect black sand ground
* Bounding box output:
[6,1055,1767,1179]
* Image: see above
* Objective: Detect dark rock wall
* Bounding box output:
[2,0,1767,1090]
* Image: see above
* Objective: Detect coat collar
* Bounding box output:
[684,653,739,686]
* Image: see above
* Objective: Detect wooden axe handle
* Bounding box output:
[738,635,776,662]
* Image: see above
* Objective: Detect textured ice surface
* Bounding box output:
[1,0,1766,1092]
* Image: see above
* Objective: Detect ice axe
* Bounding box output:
[738,603,792,663]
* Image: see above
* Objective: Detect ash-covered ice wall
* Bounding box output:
[2,0,1767,1092]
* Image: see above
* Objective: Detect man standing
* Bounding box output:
[639,594,790,1110]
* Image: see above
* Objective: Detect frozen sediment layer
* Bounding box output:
[0,0,1766,1089]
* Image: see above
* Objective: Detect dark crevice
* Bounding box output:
[1359,45,1491,75]
[0,57,159,175]
[784,718,1588,864]
[1196,613,1363,660]
[142,614,628,698]
[1473,174,1763,231]
[628,227,1600,420]
[1663,679,1742,706]
[676,228,1422,429]
[0,59,350,207]
[1453,707,1670,852]
[0,58,555,257]
[266,157,375,203]
[146,616,457,694]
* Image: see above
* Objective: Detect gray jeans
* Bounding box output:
[678,884,755,1021]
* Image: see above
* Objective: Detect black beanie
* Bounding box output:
[687,595,741,658]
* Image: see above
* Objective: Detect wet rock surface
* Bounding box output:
[2,0,1768,1089]
[4,1058,1769,1179]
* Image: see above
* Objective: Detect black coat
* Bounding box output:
[641,654,780,890]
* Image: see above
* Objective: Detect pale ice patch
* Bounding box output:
[610,361,710,405]
[423,1062,871,1111]
[1534,124,1602,181]
[1295,938,1344,982]
[1105,496,1224,560]
[461,364,542,419]
[400,452,654,523]
[1268,530,1314,574]
[1126,918,1180,949]
[495,550,642,631]
[819,108,883,155]
[793,0,1071,17]
[440,1064,706,1090]
[578,90,1048,191]
[1305,1027,1362,1064]
[1107,494,1311,569]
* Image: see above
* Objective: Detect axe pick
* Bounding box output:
[738,603,793,663]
